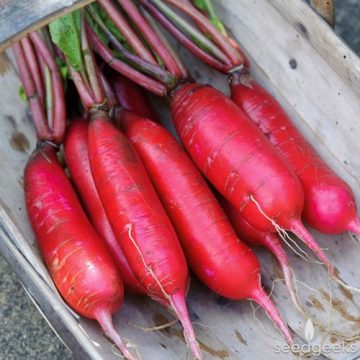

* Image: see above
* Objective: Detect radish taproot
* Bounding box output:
[118,110,295,345]
[49,12,202,357]
[25,145,135,359]
[64,118,144,294]
[171,83,333,273]
[111,73,157,120]
[220,198,301,312]
[14,33,136,359]
[86,2,334,273]
[88,113,201,359]
[230,72,360,236]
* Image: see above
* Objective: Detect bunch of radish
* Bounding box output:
[13,31,136,359]
[12,0,360,358]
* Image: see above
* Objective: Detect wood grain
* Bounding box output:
[0,0,94,53]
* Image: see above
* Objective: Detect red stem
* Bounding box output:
[141,0,231,73]
[21,37,45,103]
[13,41,52,142]
[99,0,156,64]
[117,0,186,79]
[87,25,167,96]
[70,66,96,109]
[164,0,244,67]
[29,32,66,144]
[100,71,118,108]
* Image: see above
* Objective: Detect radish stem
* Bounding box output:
[99,0,156,63]
[87,24,167,96]
[117,0,186,79]
[85,7,175,85]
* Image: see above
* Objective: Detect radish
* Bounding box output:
[171,83,334,273]
[84,2,334,272]
[14,32,135,359]
[64,118,144,294]
[88,114,201,358]
[230,71,360,236]
[220,198,301,312]
[111,73,157,120]
[25,146,135,359]
[50,12,202,359]
[118,110,294,345]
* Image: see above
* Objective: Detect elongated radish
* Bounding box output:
[16,29,136,359]
[111,73,157,120]
[171,82,333,273]
[64,118,144,294]
[50,11,201,357]
[118,110,294,345]
[230,72,360,236]
[220,198,301,312]
[25,145,135,360]
[88,113,201,359]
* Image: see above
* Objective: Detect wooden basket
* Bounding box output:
[0,1,359,359]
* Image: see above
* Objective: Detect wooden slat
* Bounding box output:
[0,0,94,53]
[271,0,360,99]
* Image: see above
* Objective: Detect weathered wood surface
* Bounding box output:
[0,0,359,359]
[0,0,94,52]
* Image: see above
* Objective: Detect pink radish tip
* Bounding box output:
[347,218,360,237]
[250,287,295,346]
[290,220,334,275]
[170,293,202,360]
[94,307,137,360]
[263,235,303,313]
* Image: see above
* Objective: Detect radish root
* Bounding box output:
[128,319,178,332]
[126,224,202,360]
[95,308,138,360]
[249,195,321,265]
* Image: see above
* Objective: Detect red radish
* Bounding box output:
[15,32,135,360]
[111,73,157,120]
[25,145,135,360]
[64,118,144,294]
[220,198,301,312]
[171,82,333,273]
[118,110,294,345]
[88,113,201,359]
[230,72,360,236]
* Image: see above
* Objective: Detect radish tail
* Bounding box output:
[250,287,294,346]
[262,235,303,314]
[94,308,137,360]
[347,218,360,237]
[170,292,202,360]
[290,220,334,274]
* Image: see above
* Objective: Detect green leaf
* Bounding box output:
[18,86,28,104]
[49,10,84,71]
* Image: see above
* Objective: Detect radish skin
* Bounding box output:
[64,119,144,294]
[111,74,157,120]
[25,145,135,360]
[171,83,334,273]
[119,111,294,345]
[88,113,201,359]
[230,73,360,237]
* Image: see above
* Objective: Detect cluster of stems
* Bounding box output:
[12,30,66,145]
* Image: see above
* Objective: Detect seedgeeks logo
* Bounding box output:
[274,318,358,356]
